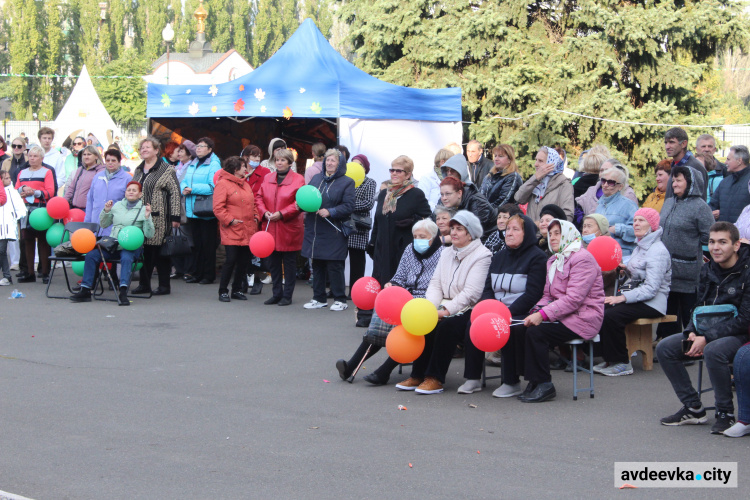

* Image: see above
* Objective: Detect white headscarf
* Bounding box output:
[532,147,565,201]
[547,219,582,284]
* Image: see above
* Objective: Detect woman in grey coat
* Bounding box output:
[658,165,715,338]
[594,208,672,376]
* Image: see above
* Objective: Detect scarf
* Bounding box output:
[532,147,565,202]
[105,167,120,180]
[547,219,582,284]
[382,178,415,215]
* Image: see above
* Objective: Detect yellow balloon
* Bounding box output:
[401,298,438,336]
[345,162,366,188]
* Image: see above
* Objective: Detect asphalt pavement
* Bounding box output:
[0,275,748,499]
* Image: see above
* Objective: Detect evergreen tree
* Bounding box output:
[175,0,200,52]
[304,0,332,38]
[232,0,252,60]
[133,0,170,61]
[253,0,298,67]
[210,0,234,53]
[340,0,750,197]
[8,0,43,119]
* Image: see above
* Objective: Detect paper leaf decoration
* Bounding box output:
[234,98,245,113]
[188,102,199,116]
[310,102,322,114]
[254,88,265,101]
[239,85,245,91]
[208,85,218,97]
[211,106,217,112]
[299,87,306,93]
[260,106,267,112]
[161,93,171,107]
[186,89,191,94]
[283,107,293,119]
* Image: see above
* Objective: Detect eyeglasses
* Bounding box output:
[196,144,209,149]
[73,142,85,146]
[12,144,24,149]
[389,168,406,174]
[601,179,620,187]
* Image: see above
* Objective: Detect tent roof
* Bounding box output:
[54,65,120,145]
[147,19,462,122]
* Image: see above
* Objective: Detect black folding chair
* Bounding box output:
[45,222,99,299]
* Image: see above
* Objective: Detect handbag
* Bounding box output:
[192,195,214,218]
[350,213,372,231]
[98,236,119,253]
[691,304,738,336]
[20,201,43,230]
[160,227,192,257]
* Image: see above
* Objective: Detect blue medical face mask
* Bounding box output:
[249,160,260,168]
[413,239,430,254]
[581,233,596,244]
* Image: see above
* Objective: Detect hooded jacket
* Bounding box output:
[685,243,750,343]
[665,152,708,201]
[621,227,672,315]
[261,137,297,172]
[301,153,356,261]
[389,237,443,298]
[660,166,715,293]
[0,185,26,240]
[254,168,305,251]
[595,190,637,256]
[213,169,258,246]
[84,168,132,236]
[708,165,750,224]
[480,215,548,316]
[64,163,105,210]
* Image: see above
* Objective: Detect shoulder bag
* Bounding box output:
[160,227,192,257]
[190,165,215,218]
[691,304,738,336]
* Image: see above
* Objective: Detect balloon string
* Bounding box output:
[323,217,341,232]
[265,220,270,232]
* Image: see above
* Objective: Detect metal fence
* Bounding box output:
[1,120,145,148]
[717,126,750,157]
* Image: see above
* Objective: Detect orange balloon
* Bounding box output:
[71,228,96,254]
[386,325,425,364]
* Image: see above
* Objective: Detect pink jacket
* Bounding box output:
[536,248,604,340]
[64,163,104,210]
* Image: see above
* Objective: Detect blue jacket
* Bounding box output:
[84,168,131,236]
[301,153,356,261]
[708,166,750,224]
[595,190,637,256]
[181,153,221,219]
[706,169,723,205]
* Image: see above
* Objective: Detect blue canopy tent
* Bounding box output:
[147,19,462,184]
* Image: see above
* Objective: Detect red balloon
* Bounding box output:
[64,208,86,224]
[587,235,622,272]
[351,277,381,310]
[469,313,511,352]
[249,231,275,258]
[46,196,70,219]
[374,285,413,325]
[386,325,425,363]
[471,299,512,324]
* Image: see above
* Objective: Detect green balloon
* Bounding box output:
[29,207,54,231]
[71,261,85,276]
[118,226,145,251]
[131,262,143,271]
[45,222,66,247]
[296,185,322,212]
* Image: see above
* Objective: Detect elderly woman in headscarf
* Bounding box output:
[515,146,574,223]
[519,219,604,402]
[347,154,377,300]
[594,164,637,258]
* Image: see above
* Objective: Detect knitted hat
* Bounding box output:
[583,213,609,236]
[351,154,370,174]
[634,207,660,232]
[181,139,197,158]
[539,204,566,221]
[450,210,483,240]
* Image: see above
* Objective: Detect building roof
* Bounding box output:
[152,52,226,74]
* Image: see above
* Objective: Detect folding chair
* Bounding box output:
[91,247,150,302]
[46,222,99,299]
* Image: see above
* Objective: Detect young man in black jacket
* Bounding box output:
[656,222,750,434]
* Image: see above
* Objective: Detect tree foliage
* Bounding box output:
[92,52,151,129]
[340,0,750,198]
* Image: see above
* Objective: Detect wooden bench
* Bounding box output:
[625,315,676,371]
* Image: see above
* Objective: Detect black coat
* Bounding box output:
[481,171,523,209]
[686,243,750,342]
[469,155,494,187]
[459,183,497,241]
[302,154,356,261]
[368,186,431,286]
[573,173,599,200]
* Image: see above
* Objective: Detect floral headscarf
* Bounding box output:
[547,219,582,284]
[532,147,566,201]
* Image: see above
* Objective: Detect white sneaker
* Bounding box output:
[724,421,750,438]
[599,361,633,377]
[330,301,348,311]
[592,361,608,373]
[304,300,328,309]
[9,264,19,271]
[0,278,11,286]
[457,379,482,394]
[492,382,522,398]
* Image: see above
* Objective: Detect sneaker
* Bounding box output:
[598,361,633,377]
[261,274,272,284]
[660,405,708,426]
[492,382,522,398]
[485,351,503,367]
[395,377,423,391]
[219,293,230,303]
[711,411,736,435]
[457,379,482,394]
[415,377,444,394]
[304,300,327,309]
[592,361,608,373]
[0,278,11,286]
[330,301,348,311]
[723,421,750,438]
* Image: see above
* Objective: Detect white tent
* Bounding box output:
[54,65,120,147]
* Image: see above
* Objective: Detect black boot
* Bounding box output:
[250,280,263,295]
[70,287,92,302]
[118,286,130,306]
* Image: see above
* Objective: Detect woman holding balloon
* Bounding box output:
[459,213,548,396]
[395,211,492,394]
[69,181,154,305]
[16,145,56,283]
[254,149,305,305]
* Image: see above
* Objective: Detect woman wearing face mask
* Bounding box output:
[69,181,154,305]
[458,214,548,396]
[515,146,574,223]
[580,213,618,297]
[64,146,105,211]
[335,220,443,385]
[519,219,604,402]
[241,144,272,294]
[657,165,714,339]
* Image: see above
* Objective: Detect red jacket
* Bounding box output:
[0,185,5,206]
[245,165,271,196]
[255,170,305,252]
[213,169,258,246]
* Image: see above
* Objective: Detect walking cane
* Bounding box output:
[96,242,123,305]
[346,344,372,383]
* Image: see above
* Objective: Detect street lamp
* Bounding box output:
[99,2,107,21]
[162,23,175,85]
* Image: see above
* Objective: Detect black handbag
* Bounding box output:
[98,236,119,253]
[192,195,214,218]
[350,213,372,231]
[160,227,192,257]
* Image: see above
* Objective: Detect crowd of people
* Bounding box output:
[1,126,749,438]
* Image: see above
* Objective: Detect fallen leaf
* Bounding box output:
[477,451,481,454]
[398,405,407,411]
[468,404,477,408]
[323,379,330,383]
[408,463,412,468]
[619,484,637,489]
[308,426,319,430]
